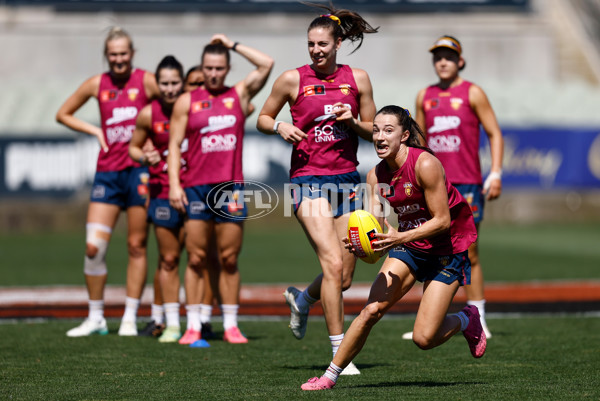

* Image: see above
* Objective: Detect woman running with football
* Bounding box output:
[256,2,377,374]
[56,27,159,337]
[300,105,485,391]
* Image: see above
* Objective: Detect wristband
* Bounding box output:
[273,120,283,135]
[232,42,239,52]
[488,170,502,180]
[483,170,502,191]
[139,156,147,166]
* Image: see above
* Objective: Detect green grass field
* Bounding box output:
[1,221,599,399]
[1,316,599,400]
[1,221,599,286]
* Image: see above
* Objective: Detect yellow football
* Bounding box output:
[347,210,383,264]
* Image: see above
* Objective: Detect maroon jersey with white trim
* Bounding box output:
[183,86,245,187]
[289,64,360,178]
[422,80,482,184]
[97,69,149,172]
[375,147,477,255]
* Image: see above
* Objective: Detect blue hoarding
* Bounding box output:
[1,126,599,198]
[479,127,600,189]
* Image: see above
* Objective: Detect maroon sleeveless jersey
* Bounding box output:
[183,86,245,187]
[289,64,360,178]
[375,148,477,255]
[97,69,149,172]
[422,80,482,184]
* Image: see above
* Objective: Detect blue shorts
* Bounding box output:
[184,182,247,223]
[388,246,471,286]
[90,166,149,209]
[148,198,185,230]
[454,184,484,224]
[290,171,361,218]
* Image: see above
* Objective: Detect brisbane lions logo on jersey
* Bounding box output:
[339,84,351,95]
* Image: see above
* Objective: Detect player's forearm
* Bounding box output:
[489,133,504,173]
[167,146,182,188]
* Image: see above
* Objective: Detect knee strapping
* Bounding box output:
[84,223,112,276]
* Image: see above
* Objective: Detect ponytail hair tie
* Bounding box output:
[320,14,341,25]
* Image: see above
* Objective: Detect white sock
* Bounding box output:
[199,304,213,325]
[296,290,317,313]
[164,303,180,329]
[221,304,239,331]
[88,300,104,322]
[467,299,486,319]
[185,304,201,331]
[151,303,164,325]
[324,362,343,383]
[455,311,469,331]
[122,296,140,323]
[468,299,491,335]
[330,333,344,356]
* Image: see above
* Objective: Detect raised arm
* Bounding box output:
[470,84,504,200]
[55,75,107,152]
[210,34,274,107]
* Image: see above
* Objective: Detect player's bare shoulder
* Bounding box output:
[416,150,440,168]
[350,67,372,88]
[279,68,300,88]
[80,74,103,97]
[136,103,153,128]
[173,91,192,112]
[273,68,300,102]
[415,149,445,182]
[468,83,490,106]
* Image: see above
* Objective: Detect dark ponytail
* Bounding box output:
[303,1,378,53]
[155,55,184,81]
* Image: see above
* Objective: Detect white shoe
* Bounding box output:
[118,320,138,336]
[340,361,361,376]
[66,318,108,337]
[283,286,309,340]
[401,331,413,340]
